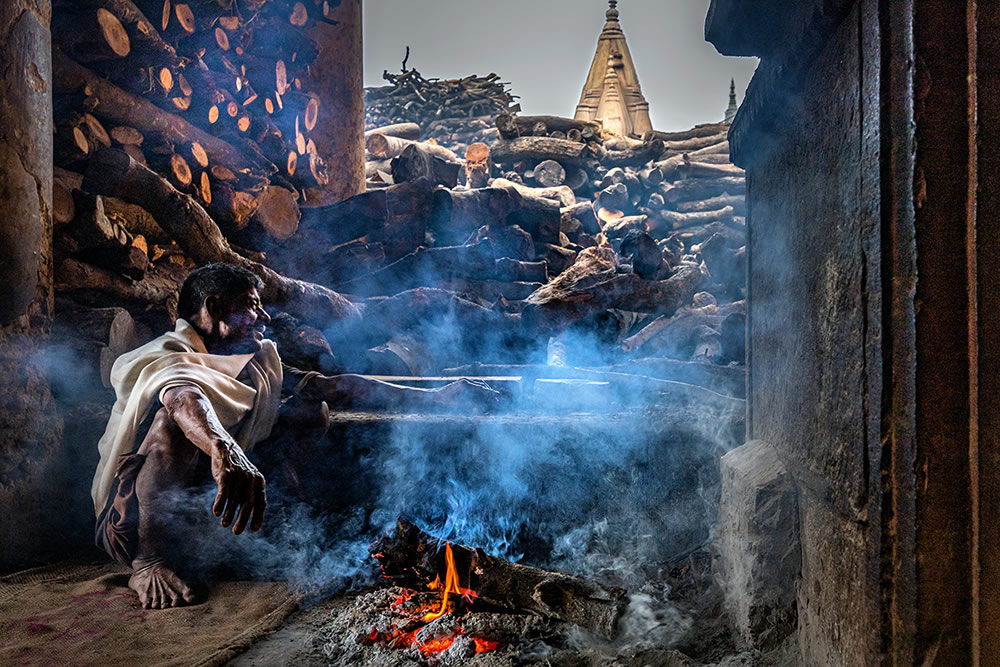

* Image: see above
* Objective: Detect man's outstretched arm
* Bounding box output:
[161,386,267,534]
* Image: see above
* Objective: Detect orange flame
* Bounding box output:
[422,542,477,622]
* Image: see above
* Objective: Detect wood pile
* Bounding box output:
[50,0,367,337]
[364,57,516,162]
[51,26,745,401]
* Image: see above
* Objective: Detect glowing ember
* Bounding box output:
[418,633,457,656]
[473,637,501,654]
[422,542,477,622]
[366,543,501,657]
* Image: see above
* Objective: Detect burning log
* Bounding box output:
[81,148,359,327]
[371,517,629,640]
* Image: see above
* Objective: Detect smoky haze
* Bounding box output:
[363,0,758,132]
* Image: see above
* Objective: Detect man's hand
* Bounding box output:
[210,440,266,534]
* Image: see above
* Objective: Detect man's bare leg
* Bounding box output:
[129,408,199,609]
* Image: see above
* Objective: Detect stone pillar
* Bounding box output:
[0,0,53,324]
[303,0,364,205]
[0,0,63,571]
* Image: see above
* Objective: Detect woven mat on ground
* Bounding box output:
[0,562,301,667]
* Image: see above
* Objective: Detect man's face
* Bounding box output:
[211,288,271,354]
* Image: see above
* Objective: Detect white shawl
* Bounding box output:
[91,319,283,515]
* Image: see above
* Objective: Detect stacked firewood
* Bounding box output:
[50,0,374,375]
[51,0,338,258]
[278,114,744,388]
[364,60,517,157]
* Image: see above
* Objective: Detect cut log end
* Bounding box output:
[96,8,130,58]
[174,3,195,34]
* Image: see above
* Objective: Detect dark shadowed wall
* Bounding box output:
[710,0,998,662]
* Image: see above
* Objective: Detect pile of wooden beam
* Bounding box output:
[364,61,517,157]
[50,29,745,402]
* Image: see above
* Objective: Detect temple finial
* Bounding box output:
[606,0,619,22]
[724,78,739,122]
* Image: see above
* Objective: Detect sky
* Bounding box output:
[363,0,759,133]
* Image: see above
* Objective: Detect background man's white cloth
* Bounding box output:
[91,319,282,515]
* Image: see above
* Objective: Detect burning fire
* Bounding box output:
[367,541,499,657]
[422,542,477,622]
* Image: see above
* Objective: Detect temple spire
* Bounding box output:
[724,78,739,122]
[574,0,653,137]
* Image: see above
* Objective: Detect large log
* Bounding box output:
[490,178,576,208]
[366,134,458,161]
[53,48,273,177]
[55,257,185,328]
[430,187,519,246]
[81,149,360,327]
[660,133,729,155]
[490,136,598,167]
[365,122,421,141]
[601,139,665,169]
[391,143,460,188]
[675,193,746,216]
[655,206,735,230]
[372,517,628,640]
[650,123,729,143]
[522,246,704,333]
[495,113,602,140]
[53,304,149,386]
[69,0,181,67]
[299,188,390,245]
[660,177,746,204]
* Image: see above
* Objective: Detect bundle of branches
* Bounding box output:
[364,52,519,154]
[51,0,338,254]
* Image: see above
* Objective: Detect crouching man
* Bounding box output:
[92,263,497,609]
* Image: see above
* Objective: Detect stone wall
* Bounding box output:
[740,3,882,663]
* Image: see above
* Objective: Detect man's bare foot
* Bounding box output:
[129,559,197,609]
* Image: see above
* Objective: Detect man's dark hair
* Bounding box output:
[177,263,264,322]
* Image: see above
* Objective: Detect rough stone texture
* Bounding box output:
[726,1,883,663]
[303,0,364,205]
[0,0,64,572]
[714,440,799,651]
[0,0,53,325]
